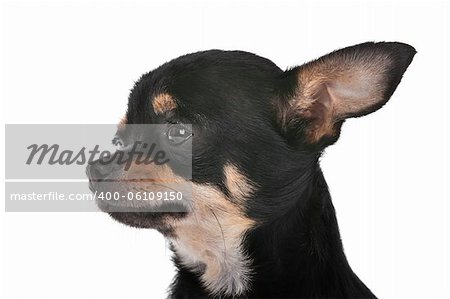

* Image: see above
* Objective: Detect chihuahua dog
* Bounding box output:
[87,42,415,298]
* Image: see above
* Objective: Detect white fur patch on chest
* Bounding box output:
[170,182,255,297]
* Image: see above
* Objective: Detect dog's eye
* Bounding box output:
[166,124,192,145]
[112,136,124,148]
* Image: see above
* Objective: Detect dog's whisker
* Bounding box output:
[209,207,227,259]
[187,200,199,224]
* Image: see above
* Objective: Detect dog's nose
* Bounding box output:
[86,161,110,181]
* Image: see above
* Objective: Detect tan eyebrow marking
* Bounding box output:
[152,93,177,114]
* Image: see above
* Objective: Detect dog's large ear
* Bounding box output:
[276,42,416,147]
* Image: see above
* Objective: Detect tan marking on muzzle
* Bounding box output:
[118,115,127,130]
[109,163,188,209]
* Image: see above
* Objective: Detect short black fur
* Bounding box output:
[93,42,415,298]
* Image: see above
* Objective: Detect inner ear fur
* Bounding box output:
[279,42,416,145]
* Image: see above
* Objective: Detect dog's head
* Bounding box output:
[86,42,415,296]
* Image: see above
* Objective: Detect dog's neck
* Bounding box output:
[169,167,377,298]
[242,168,376,298]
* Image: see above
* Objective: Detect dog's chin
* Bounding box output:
[95,196,188,234]
[107,212,186,235]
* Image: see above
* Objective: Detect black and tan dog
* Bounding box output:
[87,42,415,298]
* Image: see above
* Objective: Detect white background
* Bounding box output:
[1,1,449,298]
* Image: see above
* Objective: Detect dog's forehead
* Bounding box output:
[127,50,282,123]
